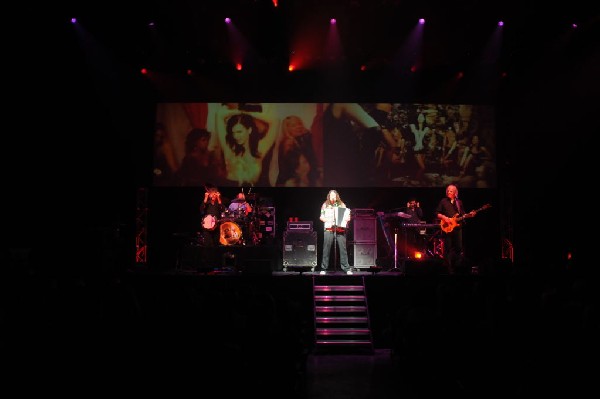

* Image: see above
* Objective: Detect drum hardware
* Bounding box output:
[234,216,261,246]
[247,217,262,246]
[231,209,247,220]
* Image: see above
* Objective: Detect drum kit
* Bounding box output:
[211,192,262,246]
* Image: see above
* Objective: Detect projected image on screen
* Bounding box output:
[153,102,496,188]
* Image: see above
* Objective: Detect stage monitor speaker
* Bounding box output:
[282,230,317,271]
[351,242,377,268]
[353,217,377,243]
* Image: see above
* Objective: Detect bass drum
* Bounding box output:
[219,221,242,246]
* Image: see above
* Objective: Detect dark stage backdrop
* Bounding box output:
[153,102,496,189]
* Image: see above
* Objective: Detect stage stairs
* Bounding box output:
[312,274,374,353]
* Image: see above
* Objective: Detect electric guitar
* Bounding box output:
[440,203,491,233]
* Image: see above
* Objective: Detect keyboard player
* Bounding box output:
[404,198,426,254]
[405,198,424,224]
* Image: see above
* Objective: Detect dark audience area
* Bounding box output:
[3,246,598,397]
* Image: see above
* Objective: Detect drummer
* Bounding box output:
[228,192,253,219]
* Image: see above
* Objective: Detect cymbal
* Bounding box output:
[398,212,411,219]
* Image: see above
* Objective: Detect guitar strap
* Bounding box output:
[451,199,459,214]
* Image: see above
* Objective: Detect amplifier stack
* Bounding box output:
[282,221,317,272]
[349,208,377,268]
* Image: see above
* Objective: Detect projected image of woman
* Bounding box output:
[215,104,279,186]
[456,134,494,188]
[177,127,224,186]
[409,111,431,185]
[153,122,179,186]
[274,115,321,187]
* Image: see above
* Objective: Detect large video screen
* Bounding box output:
[153,103,496,188]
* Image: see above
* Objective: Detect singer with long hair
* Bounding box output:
[319,189,353,275]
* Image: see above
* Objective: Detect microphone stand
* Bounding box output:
[390,226,406,274]
[333,207,338,273]
[403,223,408,273]
[394,228,398,270]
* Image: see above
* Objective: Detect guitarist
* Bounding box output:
[435,184,475,275]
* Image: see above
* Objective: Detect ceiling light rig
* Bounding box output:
[67,4,593,99]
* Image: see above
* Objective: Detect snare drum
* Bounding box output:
[234,209,249,221]
[219,221,242,246]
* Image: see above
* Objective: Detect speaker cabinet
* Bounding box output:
[282,230,317,271]
[351,242,377,268]
[352,217,377,243]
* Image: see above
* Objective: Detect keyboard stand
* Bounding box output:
[389,228,406,274]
